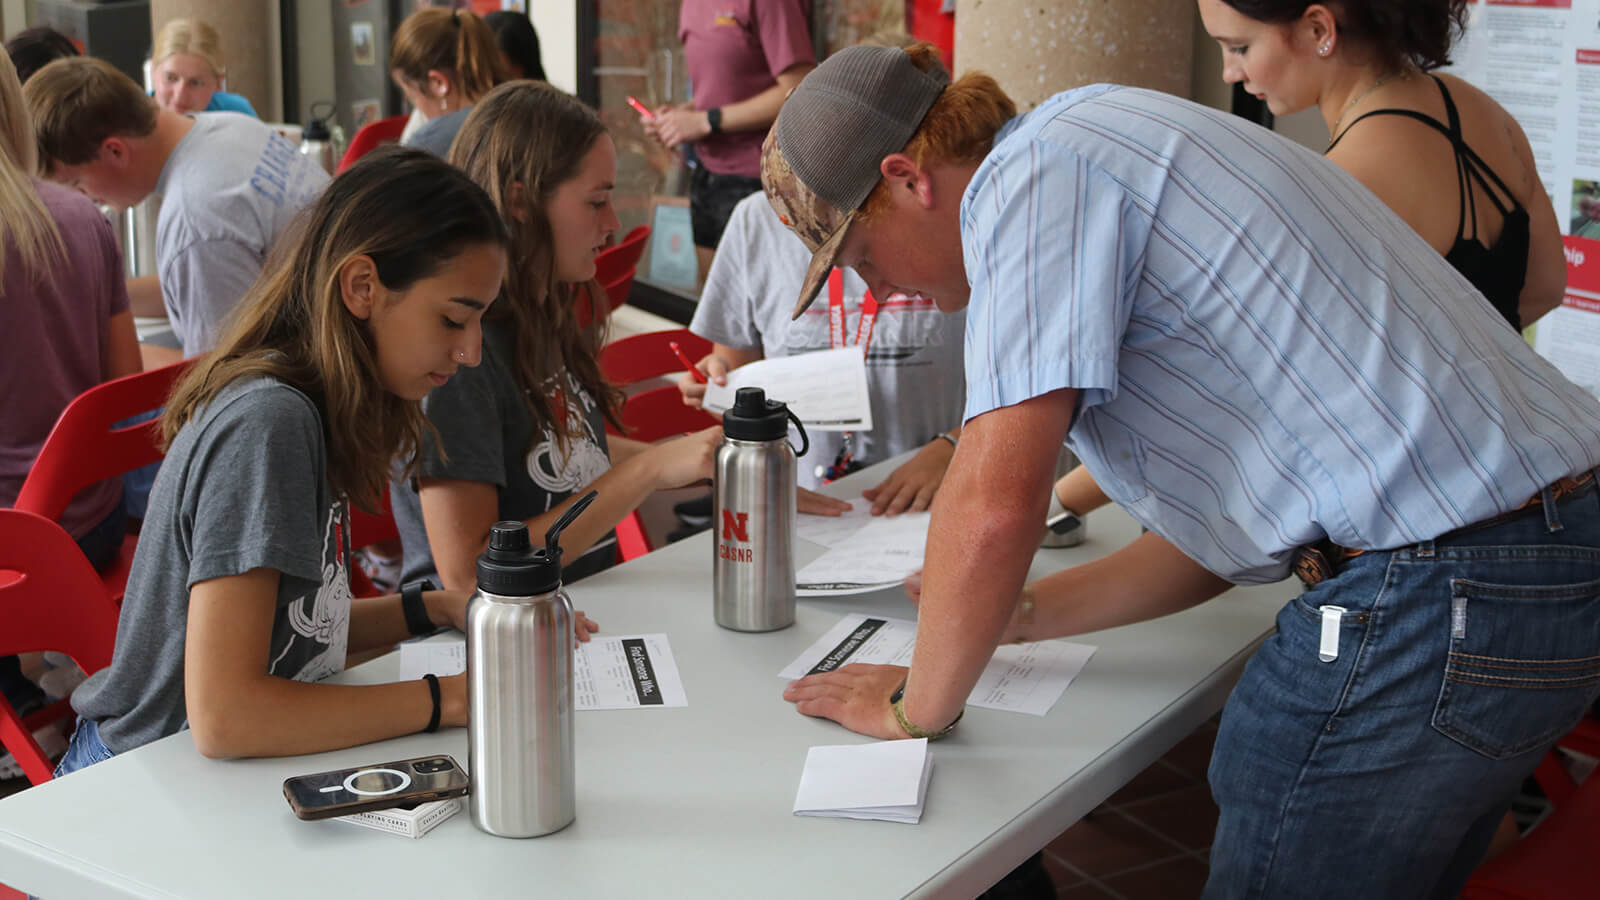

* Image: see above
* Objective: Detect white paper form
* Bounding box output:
[398,633,688,710]
[795,504,874,549]
[793,738,932,824]
[779,613,1097,716]
[575,633,688,709]
[795,511,930,596]
[701,346,872,432]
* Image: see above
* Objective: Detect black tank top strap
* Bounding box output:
[1324,77,1525,234]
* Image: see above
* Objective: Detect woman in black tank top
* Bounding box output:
[1326,75,1531,328]
[1198,0,1564,332]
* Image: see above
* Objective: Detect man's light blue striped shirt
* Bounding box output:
[961,85,1600,583]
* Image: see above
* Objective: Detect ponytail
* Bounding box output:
[390,7,506,105]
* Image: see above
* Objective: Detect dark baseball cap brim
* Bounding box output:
[790,210,855,320]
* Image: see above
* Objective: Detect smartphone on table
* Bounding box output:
[283,754,469,821]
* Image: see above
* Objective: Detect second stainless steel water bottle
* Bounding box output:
[466,491,596,838]
[298,101,337,175]
[713,387,809,631]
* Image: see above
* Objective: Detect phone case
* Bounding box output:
[283,754,470,821]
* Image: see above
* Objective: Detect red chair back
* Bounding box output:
[595,225,651,286]
[336,114,409,174]
[590,225,651,320]
[15,359,193,522]
[599,328,713,387]
[0,509,121,784]
[597,329,720,561]
[610,385,720,443]
[347,492,401,598]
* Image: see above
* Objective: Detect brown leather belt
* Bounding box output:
[1291,471,1597,588]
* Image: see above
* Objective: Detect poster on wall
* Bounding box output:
[1447,1,1600,398]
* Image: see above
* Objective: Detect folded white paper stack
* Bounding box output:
[793,738,932,824]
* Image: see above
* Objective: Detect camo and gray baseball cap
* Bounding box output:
[761,44,948,320]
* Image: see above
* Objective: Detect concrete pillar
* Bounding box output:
[149,0,274,119]
[955,0,1194,111]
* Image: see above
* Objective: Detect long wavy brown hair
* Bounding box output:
[161,146,509,511]
[449,80,622,447]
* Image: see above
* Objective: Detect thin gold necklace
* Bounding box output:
[1330,69,1412,142]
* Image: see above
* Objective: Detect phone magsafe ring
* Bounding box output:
[319,767,413,796]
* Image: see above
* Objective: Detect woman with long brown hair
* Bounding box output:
[58,147,523,775]
[390,80,719,594]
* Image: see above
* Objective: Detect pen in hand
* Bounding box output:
[670,341,708,384]
[627,96,655,121]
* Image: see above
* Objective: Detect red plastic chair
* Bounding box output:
[1460,718,1600,899]
[347,492,401,598]
[14,359,194,607]
[336,114,408,174]
[594,224,650,316]
[599,328,713,387]
[597,330,720,560]
[0,509,121,785]
[596,225,650,290]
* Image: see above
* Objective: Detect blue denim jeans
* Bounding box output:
[114,409,162,519]
[53,717,114,779]
[1205,473,1600,900]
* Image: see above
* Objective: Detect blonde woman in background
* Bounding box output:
[149,17,256,117]
[390,7,506,159]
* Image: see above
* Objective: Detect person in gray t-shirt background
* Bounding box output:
[58,149,561,776]
[392,81,720,596]
[679,191,966,515]
[25,56,328,364]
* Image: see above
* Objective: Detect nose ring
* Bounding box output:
[455,349,467,362]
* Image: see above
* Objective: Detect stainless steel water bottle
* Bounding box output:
[466,491,596,838]
[713,388,810,631]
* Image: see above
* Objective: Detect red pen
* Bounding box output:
[669,340,707,383]
[626,96,655,121]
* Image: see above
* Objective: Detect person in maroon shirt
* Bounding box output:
[645,0,815,251]
[0,50,140,764]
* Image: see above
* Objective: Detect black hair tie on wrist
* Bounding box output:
[422,673,441,733]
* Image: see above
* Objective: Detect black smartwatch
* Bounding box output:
[706,107,723,135]
[400,579,438,637]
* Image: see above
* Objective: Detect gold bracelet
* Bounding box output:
[889,681,962,739]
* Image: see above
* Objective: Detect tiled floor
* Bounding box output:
[1039,719,1220,899]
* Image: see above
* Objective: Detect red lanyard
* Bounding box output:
[827,268,878,355]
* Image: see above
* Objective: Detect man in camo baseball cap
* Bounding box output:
[760,44,948,320]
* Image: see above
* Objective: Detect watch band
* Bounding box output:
[401,579,437,637]
[706,107,723,135]
[889,681,962,740]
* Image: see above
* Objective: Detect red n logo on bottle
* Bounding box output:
[721,510,750,543]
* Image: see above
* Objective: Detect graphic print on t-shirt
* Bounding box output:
[270,498,351,682]
[782,293,951,364]
[526,376,611,499]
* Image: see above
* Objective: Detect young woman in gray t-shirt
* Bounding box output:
[60,148,571,772]
[390,81,720,597]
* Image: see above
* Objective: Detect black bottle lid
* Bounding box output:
[302,100,333,141]
[475,491,598,596]
[722,387,790,442]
